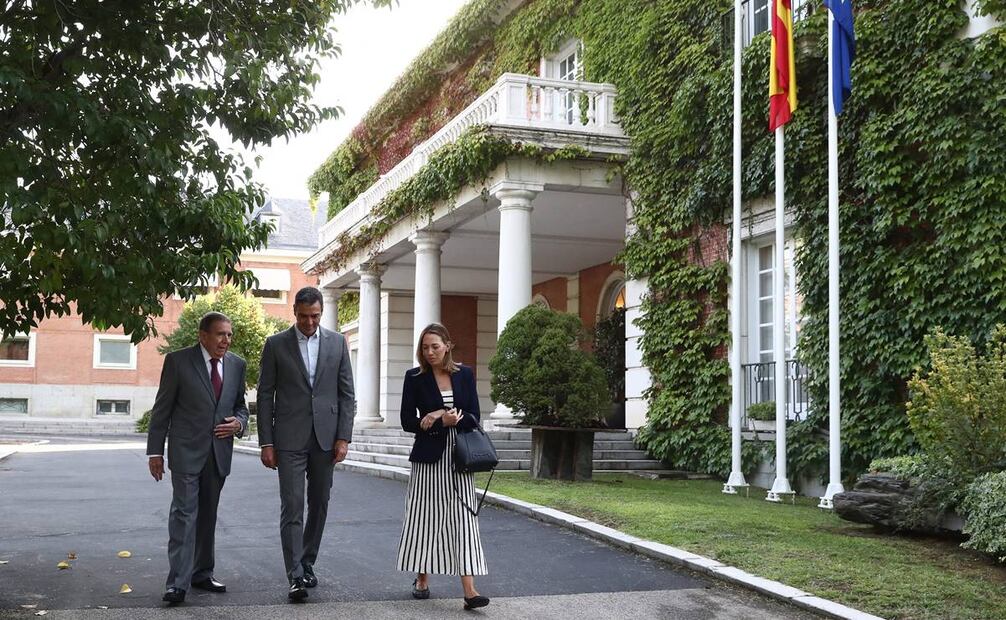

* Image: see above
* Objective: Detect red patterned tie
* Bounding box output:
[210,358,223,401]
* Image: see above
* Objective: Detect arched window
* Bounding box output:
[596,272,626,320]
[532,293,551,309]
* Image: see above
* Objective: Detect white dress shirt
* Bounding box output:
[296,328,320,387]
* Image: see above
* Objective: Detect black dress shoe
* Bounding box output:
[162,587,186,604]
[288,577,308,602]
[464,594,489,610]
[302,564,318,588]
[412,579,430,600]
[191,577,226,593]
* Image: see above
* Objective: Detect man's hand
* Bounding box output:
[149,456,164,481]
[442,408,461,427]
[261,446,278,469]
[419,409,446,431]
[333,439,349,464]
[214,416,242,439]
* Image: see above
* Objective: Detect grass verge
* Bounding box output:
[476,473,1006,620]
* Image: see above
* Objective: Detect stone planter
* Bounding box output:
[747,419,775,433]
[530,426,596,481]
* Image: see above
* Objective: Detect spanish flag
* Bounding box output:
[769,0,797,131]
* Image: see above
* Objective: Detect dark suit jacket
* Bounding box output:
[146,345,249,477]
[257,326,356,451]
[400,364,480,463]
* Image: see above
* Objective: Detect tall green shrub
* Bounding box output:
[490,305,608,428]
[906,326,1006,481]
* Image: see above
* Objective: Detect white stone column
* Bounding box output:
[491,182,539,422]
[321,288,342,333]
[410,230,449,356]
[355,263,385,428]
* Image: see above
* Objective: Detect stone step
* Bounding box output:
[0,416,139,435]
[591,460,666,470]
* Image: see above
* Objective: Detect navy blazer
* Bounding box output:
[400,364,480,463]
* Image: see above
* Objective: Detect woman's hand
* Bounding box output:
[419,409,446,431]
[442,408,462,427]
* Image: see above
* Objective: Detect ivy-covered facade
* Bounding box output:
[306,0,1006,485]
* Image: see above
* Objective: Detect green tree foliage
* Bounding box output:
[159,285,287,387]
[490,305,608,428]
[0,0,387,341]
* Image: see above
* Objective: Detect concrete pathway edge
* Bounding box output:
[229,444,884,620]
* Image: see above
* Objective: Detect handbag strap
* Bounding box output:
[453,468,495,518]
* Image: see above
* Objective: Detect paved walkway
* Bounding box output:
[0,442,814,619]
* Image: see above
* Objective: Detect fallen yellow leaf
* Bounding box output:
[119,584,132,594]
[56,561,70,570]
[116,551,132,558]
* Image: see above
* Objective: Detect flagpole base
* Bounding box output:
[722,472,748,495]
[817,481,846,510]
[766,477,794,503]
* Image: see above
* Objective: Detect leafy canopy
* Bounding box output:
[159,285,287,387]
[0,0,385,341]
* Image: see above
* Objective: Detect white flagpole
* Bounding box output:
[724,0,748,495]
[767,125,793,503]
[820,7,845,510]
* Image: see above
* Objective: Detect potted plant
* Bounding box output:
[490,305,609,481]
[746,401,777,433]
[593,307,626,429]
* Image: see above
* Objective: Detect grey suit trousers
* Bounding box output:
[277,429,334,581]
[166,450,225,590]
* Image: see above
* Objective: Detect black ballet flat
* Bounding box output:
[464,594,489,610]
[412,579,430,600]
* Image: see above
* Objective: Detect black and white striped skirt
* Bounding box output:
[396,427,488,576]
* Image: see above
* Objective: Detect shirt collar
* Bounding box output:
[199,345,222,365]
[296,328,319,342]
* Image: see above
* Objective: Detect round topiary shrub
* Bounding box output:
[489,305,608,428]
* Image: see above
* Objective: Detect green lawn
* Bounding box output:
[477,473,1006,620]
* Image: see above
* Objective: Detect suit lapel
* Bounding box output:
[313,329,334,386]
[287,327,311,388]
[189,345,215,402]
[219,352,239,412]
[450,369,463,409]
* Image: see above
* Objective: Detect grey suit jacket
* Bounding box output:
[146,345,249,477]
[256,326,356,451]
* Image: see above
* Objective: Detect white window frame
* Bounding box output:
[744,236,800,366]
[93,334,138,370]
[531,293,551,309]
[96,399,131,416]
[595,271,627,321]
[0,332,36,367]
[744,0,810,47]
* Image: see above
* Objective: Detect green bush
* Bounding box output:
[160,285,288,387]
[746,401,776,422]
[490,305,608,428]
[135,410,151,433]
[961,471,1006,562]
[907,326,1006,482]
[869,454,926,477]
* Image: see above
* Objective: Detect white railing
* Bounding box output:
[317,73,623,248]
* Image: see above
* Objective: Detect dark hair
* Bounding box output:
[415,323,460,374]
[294,286,324,309]
[198,311,231,333]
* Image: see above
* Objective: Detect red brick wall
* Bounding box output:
[532,277,567,312]
[441,295,479,379]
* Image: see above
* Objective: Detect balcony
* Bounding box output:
[314,72,625,254]
[741,359,811,427]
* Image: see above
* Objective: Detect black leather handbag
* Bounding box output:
[453,425,499,517]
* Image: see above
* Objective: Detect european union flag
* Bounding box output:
[824,0,855,115]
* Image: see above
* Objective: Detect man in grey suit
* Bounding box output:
[257,286,356,602]
[147,311,249,605]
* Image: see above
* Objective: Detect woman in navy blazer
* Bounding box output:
[395,323,489,610]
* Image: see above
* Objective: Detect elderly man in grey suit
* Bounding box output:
[257,286,356,602]
[147,311,249,605]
